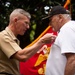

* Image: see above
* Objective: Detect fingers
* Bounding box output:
[40,33,57,44]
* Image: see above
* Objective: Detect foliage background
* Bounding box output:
[0,0,74,48]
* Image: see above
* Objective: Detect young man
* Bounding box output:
[0,8,56,75]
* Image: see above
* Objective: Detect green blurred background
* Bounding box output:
[0,0,74,48]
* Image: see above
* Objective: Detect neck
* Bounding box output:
[61,18,70,27]
[8,24,18,37]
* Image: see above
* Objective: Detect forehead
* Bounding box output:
[18,14,30,21]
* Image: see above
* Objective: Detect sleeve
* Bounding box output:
[58,27,75,54]
[0,34,22,58]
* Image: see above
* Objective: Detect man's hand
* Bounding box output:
[40,33,56,44]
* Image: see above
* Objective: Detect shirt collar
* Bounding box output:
[5,27,20,44]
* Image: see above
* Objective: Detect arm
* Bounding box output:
[13,33,56,61]
[37,45,47,53]
[65,53,75,75]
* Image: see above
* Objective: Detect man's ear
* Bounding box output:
[14,17,18,22]
[58,14,63,22]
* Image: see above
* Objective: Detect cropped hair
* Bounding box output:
[62,10,71,20]
[9,8,31,20]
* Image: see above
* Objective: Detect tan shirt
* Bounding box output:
[0,27,22,75]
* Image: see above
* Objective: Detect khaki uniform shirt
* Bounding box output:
[0,27,22,75]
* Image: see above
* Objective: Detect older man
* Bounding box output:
[44,5,75,75]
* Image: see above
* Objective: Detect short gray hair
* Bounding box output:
[62,10,71,20]
[10,8,31,20]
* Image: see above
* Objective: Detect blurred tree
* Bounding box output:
[0,0,74,48]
